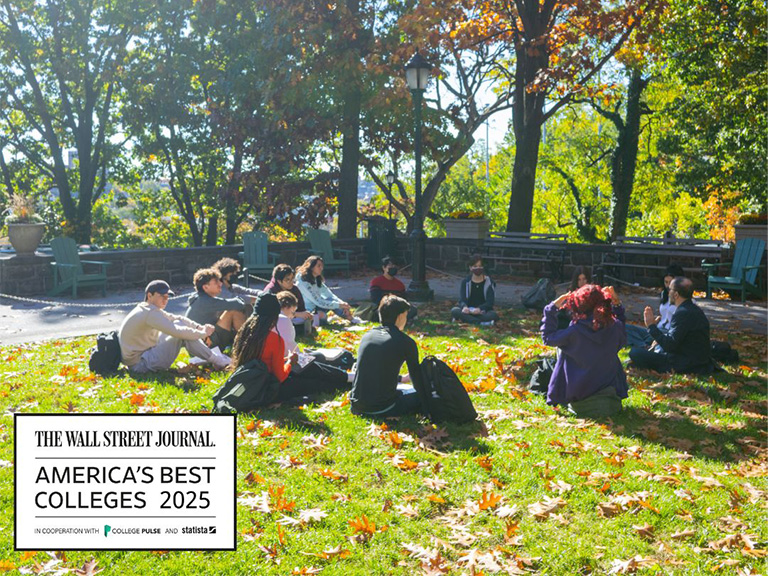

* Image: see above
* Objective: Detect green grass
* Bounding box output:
[0,301,766,575]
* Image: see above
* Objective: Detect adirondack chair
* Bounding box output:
[239,231,279,287]
[49,237,110,297]
[307,228,352,275]
[703,237,766,302]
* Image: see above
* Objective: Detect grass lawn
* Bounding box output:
[0,301,765,575]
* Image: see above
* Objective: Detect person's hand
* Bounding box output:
[643,306,655,327]
[288,351,299,366]
[470,307,481,315]
[604,286,621,305]
[204,324,216,337]
[462,306,470,314]
[400,373,411,384]
[553,293,570,309]
[297,311,313,320]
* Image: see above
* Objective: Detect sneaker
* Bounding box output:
[350,316,365,325]
[480,320,495,327]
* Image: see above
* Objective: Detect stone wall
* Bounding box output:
[0,236,758,297]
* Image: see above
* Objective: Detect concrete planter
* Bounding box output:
[734,224,767,247]
[444,219,490,240]
[8,222,45,255]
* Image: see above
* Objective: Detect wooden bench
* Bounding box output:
[599,236,726,285]
[483,232,568,281]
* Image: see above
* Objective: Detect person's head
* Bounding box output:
[569,266,592,291]
[276,290,298,319]
[378,294,411,329]
[469,255,485,277]
[144,280,174,309]
[212,258,241,286]
[273,264,295,291]
[564,284,615,331]
[381,256,398,278]
[669,276,693,305]
[193,268,223,296]
[231,293,281,369]
[660,264,685,304]
[297,256,324,285]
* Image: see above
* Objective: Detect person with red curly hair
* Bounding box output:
[541,284,628,417]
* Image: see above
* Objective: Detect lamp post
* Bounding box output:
[386,170,395,221]
[404,51,433,301]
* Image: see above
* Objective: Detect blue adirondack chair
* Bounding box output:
[307,228,352,275]
[239,231,279,287]
[703,237,766,302]
[49,237,110,297]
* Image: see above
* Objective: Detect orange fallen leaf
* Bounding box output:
[478,491,503,511]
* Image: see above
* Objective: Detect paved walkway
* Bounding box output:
[0,274,765,345]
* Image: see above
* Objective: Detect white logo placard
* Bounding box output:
[15,414,235,550]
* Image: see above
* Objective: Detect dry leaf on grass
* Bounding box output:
[528,496,567,520]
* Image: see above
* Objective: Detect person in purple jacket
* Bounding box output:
[541,284,627,418]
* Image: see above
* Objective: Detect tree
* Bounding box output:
[0,0,146,243]
[473,0,657,232]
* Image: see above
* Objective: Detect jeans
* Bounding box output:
[450,307,499,324]
[357,387,423,418]
[629,347,672,373]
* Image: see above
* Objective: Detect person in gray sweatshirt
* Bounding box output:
[185,268,248,350]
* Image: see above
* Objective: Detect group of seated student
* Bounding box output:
[451,255,500,325]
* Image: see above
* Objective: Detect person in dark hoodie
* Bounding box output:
[450,255,499,325]
[542,284,627,417]
[186,268,248,350]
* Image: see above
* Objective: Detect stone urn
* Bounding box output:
[444,218,490,240]
[8,222,45,255]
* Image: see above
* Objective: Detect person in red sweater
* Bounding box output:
[356,256,417,321]
[230,293,351,401]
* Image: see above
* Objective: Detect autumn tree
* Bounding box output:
[0,0,147,243]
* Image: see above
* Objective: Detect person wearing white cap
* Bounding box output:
[118,280,230,373]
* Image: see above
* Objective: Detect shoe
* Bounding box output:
[350,316,364,325]
[480,320,495,326]
[451,318,457,323]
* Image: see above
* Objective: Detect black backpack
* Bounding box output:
[212,358,281,413]
[711,341,739,364]
[529,357,556,395]
[88,331,122,375]
[307,348,356,370]
[418,356,478,424]
[521,278,556,310]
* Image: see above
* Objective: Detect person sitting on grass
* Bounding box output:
[211,257,262,313]
[629,276,713,374]
[186,268,248,351]
[557,266,592,329]
[263,264,315,335]
[450,255,499,326]
[624,263,685,348]
[295,255,357,325]
[542,284,628,418]
[356,256,417,322]
[350,295,424,418]
[230,293,352,402]
[119,280,230,373]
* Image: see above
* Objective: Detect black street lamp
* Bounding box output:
[386,170,395,221]
[404,51,433,301]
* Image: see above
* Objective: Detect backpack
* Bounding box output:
[521,278,556,310]
[88,331,122,376]
[307,348,356,370]
[212,358,281,413]
[711,340,739,364]
[417,356,478,424]
[529,357,556,396]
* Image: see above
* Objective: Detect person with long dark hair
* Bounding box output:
[231,293,352,401]
[569,266,591,292]
[541,284,627,417]
[295,255,354,324]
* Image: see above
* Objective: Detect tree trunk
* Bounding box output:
[337,86,361,239]
[506,123,543,232]
[205,213,218,246]
[608,70,648,241]
[225,146,243,245]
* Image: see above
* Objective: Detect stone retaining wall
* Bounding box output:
[0,236,757,297]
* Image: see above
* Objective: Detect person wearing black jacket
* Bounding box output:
[629,277,713,374]
[450,255,499,325]
[350,295,424,417]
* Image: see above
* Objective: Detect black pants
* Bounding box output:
[629,347,672,373]
[277,361,350,401]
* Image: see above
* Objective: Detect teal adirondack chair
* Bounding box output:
[239,231,279,287]
[307,228,352,275]
[49,237,110,297]
[703,237,766,302]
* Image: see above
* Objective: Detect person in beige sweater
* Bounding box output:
[119,280,230,373]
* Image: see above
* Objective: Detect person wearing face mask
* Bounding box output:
[355,256,418,322]
[450,255,500,326]
[263,264,314,335]
[629,276,714,374]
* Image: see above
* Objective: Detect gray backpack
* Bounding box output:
[521,278,556,310]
